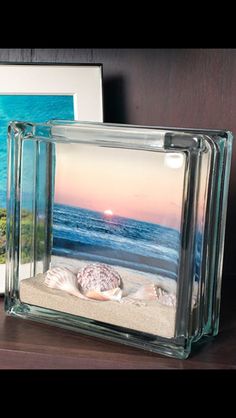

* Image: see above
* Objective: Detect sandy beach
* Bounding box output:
[20,257,177,338]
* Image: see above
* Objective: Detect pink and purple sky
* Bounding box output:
[55,144,186,229]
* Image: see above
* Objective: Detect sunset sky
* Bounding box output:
[54,143,186,229]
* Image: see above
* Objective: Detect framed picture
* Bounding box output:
[0,63,103,293]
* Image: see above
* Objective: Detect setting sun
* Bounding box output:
[104,209,113,216]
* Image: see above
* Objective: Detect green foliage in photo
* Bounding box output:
[0,208,46,264]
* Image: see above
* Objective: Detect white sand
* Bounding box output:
[20,258,177,338]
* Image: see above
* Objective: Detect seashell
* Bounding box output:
[44,267,88,300]
[51,263,79,275]
[62,264,79,275]
[44,264,177,306]
[120,284,176,307]
[128,284,159,301]
[77,263,123,301]
[155,287,176,307]
[84,287,123,301]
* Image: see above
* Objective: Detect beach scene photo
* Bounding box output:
[0,94,74,292]
[20,142,188,338]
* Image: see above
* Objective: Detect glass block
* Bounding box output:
[5,120,233,359]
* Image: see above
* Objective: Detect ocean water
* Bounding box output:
[0,95,74,207]
[53,203,180,280]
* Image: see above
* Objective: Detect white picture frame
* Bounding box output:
[0,63,103,293]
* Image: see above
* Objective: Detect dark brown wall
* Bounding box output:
[0,48,235,276]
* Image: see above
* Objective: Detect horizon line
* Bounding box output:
[54,200,180,233]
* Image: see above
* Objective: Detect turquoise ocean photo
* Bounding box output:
[0,94,74,262]
[0,95,74,207]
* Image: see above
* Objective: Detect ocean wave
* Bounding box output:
[53,223,179,263]
[53,203,180,273]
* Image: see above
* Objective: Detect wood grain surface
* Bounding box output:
[0,48,235,277]
[0,276,235,369]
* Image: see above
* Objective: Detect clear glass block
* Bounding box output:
[4,120,233,359]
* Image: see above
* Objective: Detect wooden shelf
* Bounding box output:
[0,277,235,369]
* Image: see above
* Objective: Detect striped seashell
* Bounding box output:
[120,283,158,306]
[44,267,88,300]
[155,287,176,307]
[77,263,123,301]
[50,263,79,275]
[84,287,122,301]
[120,284,176,307]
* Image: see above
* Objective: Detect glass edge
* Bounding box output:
[4,298,191,359]
[7,120,233,137]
